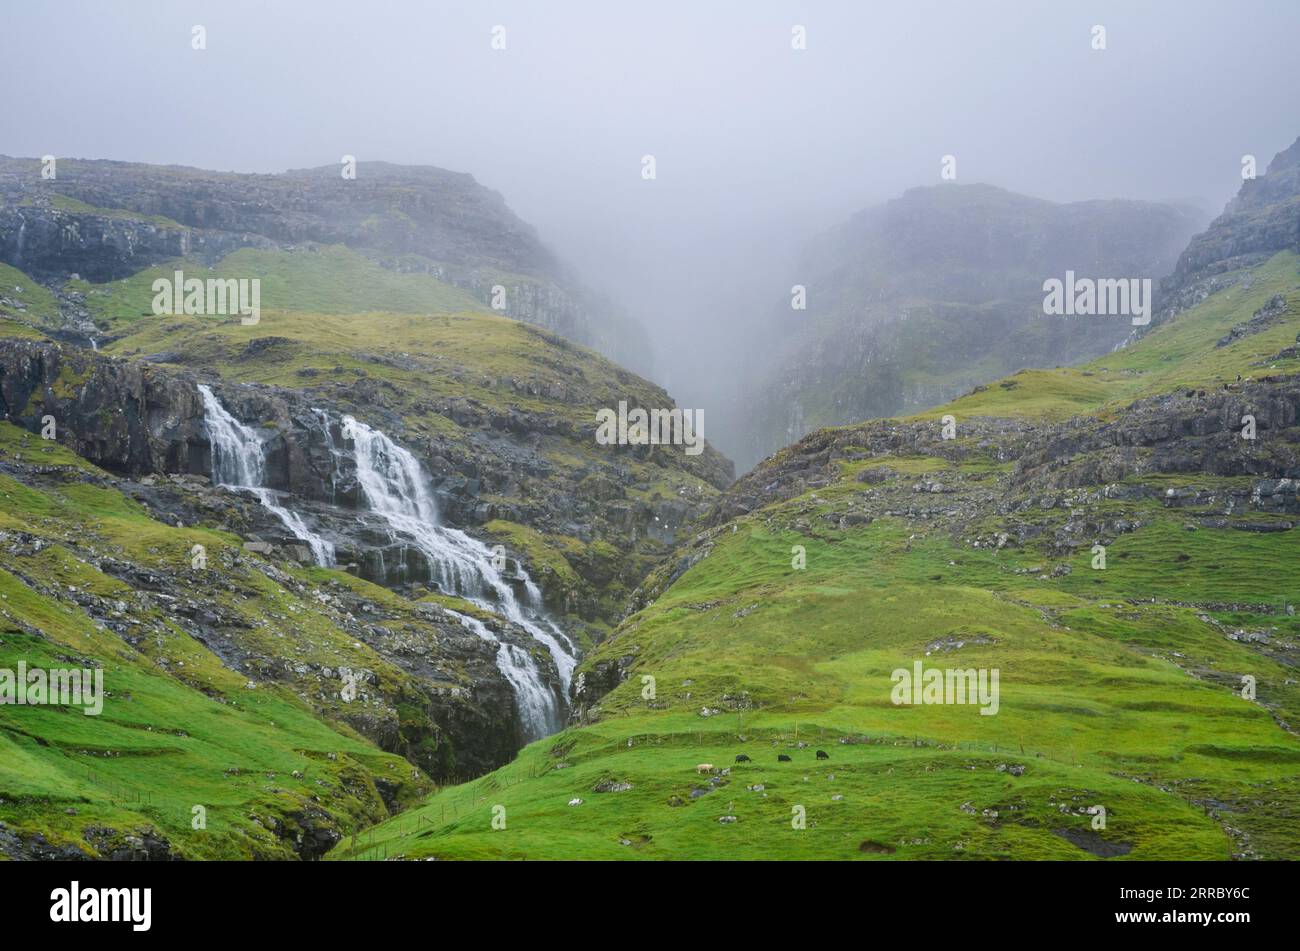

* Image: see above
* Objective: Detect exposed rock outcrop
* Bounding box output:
[1156,136,1300,320]
[1166,137,1300,298]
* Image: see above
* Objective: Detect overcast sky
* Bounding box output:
[4,0,1299,412]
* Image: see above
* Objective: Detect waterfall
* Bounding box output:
[446,609,558,743]
[339,414,574,737]
[198,385,336,565]
[197,385,575,741]
[249,490,335,566]
[14,218,26,269]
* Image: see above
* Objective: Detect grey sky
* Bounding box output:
[4,0,1299,412]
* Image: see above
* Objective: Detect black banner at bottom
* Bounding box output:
[1,859,1274,937]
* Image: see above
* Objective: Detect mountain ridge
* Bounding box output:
[334,137,1300,861]
[0,155,653,372]
[726,181,1208,469]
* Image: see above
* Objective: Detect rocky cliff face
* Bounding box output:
[0,334,731,611]
[0,203,268,284]
[0,337,210,474]
[1157,136,1300,319]
[712,379,1300,532]
[0,337,568,776]
[0,158,550,275]
[732,185,1207,469]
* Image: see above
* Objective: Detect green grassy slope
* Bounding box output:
[73,246,483,321]
[19,192,185,229]
[332,253,1300,861]
[0,262,61,327]
[0,242,732,858]
[0,425,437,859]
[2,246,728,631]
[925,252,1300,421]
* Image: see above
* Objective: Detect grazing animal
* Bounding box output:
[735,754,752,763]
[816,750,830,760]
[777,754,792,762]
[696,763,714,774]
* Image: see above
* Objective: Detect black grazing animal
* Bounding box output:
[777,754,792,762]
[816,750,830,760]
[735,754,752,763]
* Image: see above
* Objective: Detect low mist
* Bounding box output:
[4,0,1299,466]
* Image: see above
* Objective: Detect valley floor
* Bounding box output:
[2,242,1298,861]
[332,253,1300,861]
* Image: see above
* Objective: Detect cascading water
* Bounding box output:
[197,385,575,742]
[197,385,336,565]
[338,413,574,739]
[14,218,26,269]
[445,608,558,743]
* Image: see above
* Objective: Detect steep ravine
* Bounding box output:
[198,382,574,741]
[0,337,581,771]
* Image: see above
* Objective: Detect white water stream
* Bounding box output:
[198,385,572,740]
[198,385,336,565]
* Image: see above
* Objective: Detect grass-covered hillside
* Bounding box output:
[925,252,1300,421]
[0,240,730,858]
[0,156,653,372]
[0,245,730,635]
[0,423,445,859]
[333,251,1300,861]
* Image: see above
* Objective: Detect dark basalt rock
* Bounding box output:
[0,202,270,284]
[707,379,1300,529]
[0,338,210,476]
[0,340,561,780]
[0,336,730,631]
